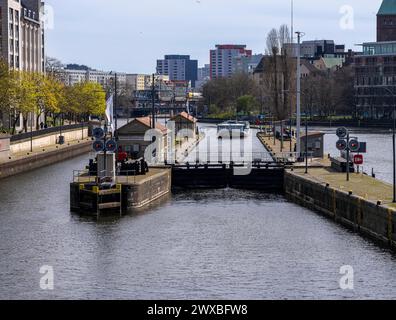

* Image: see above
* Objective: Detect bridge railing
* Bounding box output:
[160,152,279,165]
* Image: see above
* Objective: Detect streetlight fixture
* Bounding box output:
[383,87,396,203]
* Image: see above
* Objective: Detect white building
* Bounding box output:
[62,69,127,87]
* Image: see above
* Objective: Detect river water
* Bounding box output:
[0,123,395,300]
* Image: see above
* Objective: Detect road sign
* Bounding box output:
[336,139,347,151]
[357,142,367,153]
[93,127,105,140]
[348,139,360,152]
[354,154,364,165]
[336,127,348,138]
[105,139,117,153]
[93,141,104,153]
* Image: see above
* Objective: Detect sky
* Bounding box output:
[45,0,384,73]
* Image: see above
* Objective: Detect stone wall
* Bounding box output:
[0,141,91,179]
[284,171,396,250]
[123,167,172,209]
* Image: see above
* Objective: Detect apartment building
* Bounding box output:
[210,44,252,79]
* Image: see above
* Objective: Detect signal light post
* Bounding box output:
[336,127,360,182]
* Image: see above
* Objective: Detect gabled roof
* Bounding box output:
[170,112,197,123]
[378,0,396,15]
[118,117,168,135]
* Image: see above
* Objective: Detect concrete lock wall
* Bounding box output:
[0,141,92,180]
[284,171,396,249]
[123,168,172,209]
[0,135,10,162]
[10,128,89,154]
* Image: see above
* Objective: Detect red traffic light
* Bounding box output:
[336,139,347,151]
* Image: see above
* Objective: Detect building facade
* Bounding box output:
[210,44,252,79]
[377,0,396,42]
[232,54,263,74]
[156,55,198,88]
[62,68,127,88]
[0,0,45,131]
[354,41,396,119]
[0,0,45,72]
[354,0,396,119]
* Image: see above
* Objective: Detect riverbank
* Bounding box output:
[0,138,92,179]
[257,130,396,250]
[285,168,396,250]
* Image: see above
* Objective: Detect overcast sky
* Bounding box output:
[45,0,383,73]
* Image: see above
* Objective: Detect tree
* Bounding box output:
[64,82,106,121]
[202,73,259,116]
[263,24,295,121]
[0,60,17,131]
[45,56,65,82]
[13,72,37,132]
[236,95,259,115]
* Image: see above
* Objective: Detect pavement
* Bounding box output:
[291,167,396,208]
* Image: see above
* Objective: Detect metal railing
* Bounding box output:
[11,123,88,143]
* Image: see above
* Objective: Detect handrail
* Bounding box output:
[11,123,89,143]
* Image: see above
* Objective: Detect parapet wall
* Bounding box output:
[0,141,91,179]
[284,171,396,250]
[10,128,88,154]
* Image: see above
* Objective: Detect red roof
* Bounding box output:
[171,112,197,123]
[135,117,168,134]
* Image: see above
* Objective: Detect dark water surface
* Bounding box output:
[0,125,395,299]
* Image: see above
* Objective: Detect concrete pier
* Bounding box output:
[257,128,396,250]
[70,167,172,215]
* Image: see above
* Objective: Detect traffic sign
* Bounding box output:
[105,140,117,153]
[336,139,347,151]
[354,154,364,165]
[336,127,348,139]
[93,127,105,140]
[348,139,360,152]
[92,141,104,152]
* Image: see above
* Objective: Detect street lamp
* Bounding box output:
[295,31,305,161]
[383,87,396,203]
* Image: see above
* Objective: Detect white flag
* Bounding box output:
[105,94,114,134]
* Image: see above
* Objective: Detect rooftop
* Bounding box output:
[378,0,396,15]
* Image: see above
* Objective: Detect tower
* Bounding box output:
[377,0,396,42]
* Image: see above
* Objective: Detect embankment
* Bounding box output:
[0,141,91,179]
[284,170,396,250]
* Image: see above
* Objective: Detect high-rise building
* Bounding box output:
[0,0,45,72]
[156,55,198,87]
[232,54,263,74]
[377,0,396,42]
[210,44,252,79]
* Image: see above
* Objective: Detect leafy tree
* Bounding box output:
[236,95,259,115]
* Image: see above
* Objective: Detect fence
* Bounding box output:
[11,123,89,143]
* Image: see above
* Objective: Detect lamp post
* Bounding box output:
[384,87,396,203]
[295,31,305,161]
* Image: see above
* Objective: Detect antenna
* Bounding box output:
[291,0,294,44]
